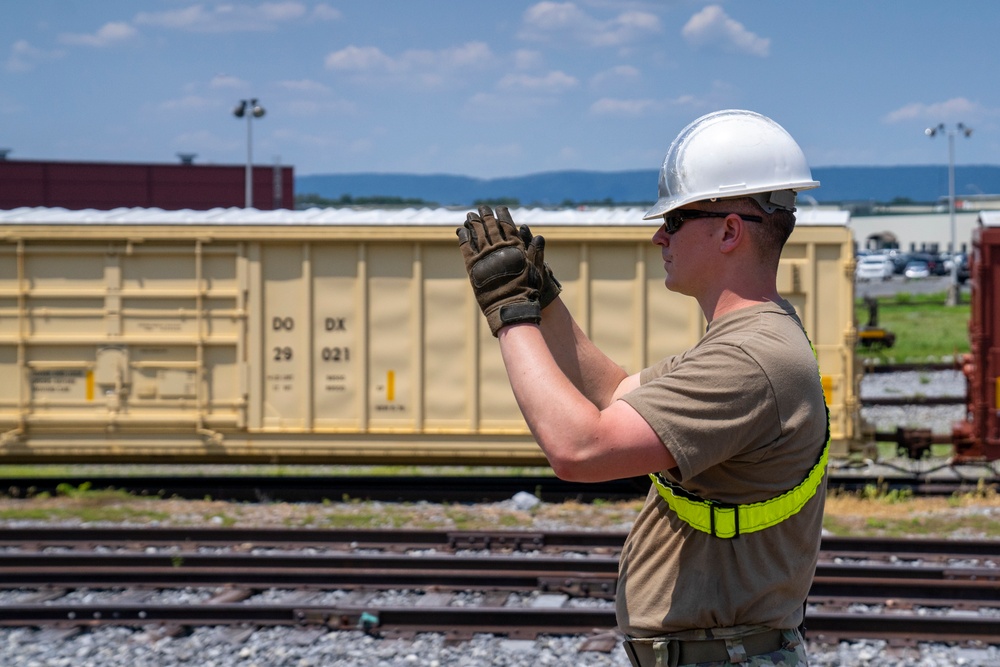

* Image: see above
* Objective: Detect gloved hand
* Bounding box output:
[457,205,545,336]
[507,210,561,309]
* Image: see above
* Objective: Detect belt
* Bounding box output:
[623,628,785,667]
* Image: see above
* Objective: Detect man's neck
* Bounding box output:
[700,286,780,324]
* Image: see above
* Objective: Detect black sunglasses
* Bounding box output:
[661,209,763,234]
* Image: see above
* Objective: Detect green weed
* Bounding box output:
[856,292,969,363]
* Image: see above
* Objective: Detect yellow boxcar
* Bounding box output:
[0,207,860,464]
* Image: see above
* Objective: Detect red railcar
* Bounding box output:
[0,158,293,211]
[954,211,1000,461]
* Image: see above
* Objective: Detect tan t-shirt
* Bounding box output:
[617,299,827,637]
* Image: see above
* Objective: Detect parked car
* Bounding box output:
[855,254,894,281]
[889,252,910,275]
[903,260,931,280]
[908,252,945,276]
[956,253,970,284]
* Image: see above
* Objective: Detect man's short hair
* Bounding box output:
[733,197,796,266]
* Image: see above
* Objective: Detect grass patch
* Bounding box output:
[0,500,172,524]
[0,465,82,477]
[322,511,404,529]
[0,482,173,524]
[823,486,1000,538]
[856,291,970,363]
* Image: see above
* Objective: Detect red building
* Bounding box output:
[0,157,294,210]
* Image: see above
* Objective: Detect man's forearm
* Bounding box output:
[497,321,667,482]
[538,299,629,409]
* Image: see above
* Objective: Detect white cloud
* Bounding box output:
[589,65,640,90]
[275,80,355,117]
[348,137,375,154]
[883,98,985,124]
[557,146,579,162]
[135,2,312,33]
[682,5,769,57]
[497,71,578,93]
[209,74,248,89]
[159,95,220,112]
[589,93,711,118]
[524,1,590,33]
[513,49,544,70]
[519,1,660,47]
[463,91,558,119]
[590,97,660,117]
[311,3,342,20]
[5,39,64,72]
[324,42,494,87]
[446,42,494,68]
[278,79,332,94]
[283,98,357,116]
[325,45,395,72]
[57,22,138,48]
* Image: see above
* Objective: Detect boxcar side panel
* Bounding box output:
[0,218,858,464]
[311,244,363,430]
[366,244,417,431]
[422,244,476,431]
[260,243,310,430]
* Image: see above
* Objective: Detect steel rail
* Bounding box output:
[861,396,964,406]
[1,469,995,503]
[1,527,999,559]
[2,551,999,601]
[0,474,652,503]
[1,601,999,645]
[861,363,959,373]
[0,527,623,552]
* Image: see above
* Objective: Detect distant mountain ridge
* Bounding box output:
[296,165,1000,207]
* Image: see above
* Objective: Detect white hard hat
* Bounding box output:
[643,109,820,220]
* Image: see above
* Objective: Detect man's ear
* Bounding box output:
[718,214,743,254]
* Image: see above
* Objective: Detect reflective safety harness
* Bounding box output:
[648,335,830,539]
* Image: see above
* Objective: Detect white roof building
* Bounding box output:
[6,205,988,255]
[0,205,851,227]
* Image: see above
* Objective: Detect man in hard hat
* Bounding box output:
[457,109,828,666]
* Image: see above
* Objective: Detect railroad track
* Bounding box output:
[1,467,995,505]
[860,362,959,373]
[1,527,999,646]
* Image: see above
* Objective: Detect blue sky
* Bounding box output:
[3,1,999,178]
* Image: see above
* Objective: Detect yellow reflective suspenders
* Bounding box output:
[647,331,830,539]
[648,429,828,538]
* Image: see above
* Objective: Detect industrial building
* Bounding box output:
[0,154,293,211]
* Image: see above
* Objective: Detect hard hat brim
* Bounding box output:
[642,181,820,220]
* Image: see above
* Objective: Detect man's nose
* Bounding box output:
[652,224,669,246]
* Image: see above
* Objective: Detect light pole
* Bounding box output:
[233,98,266,208]
[925,122,972,306]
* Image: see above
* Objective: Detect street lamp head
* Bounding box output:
[926,122,973,138]
[235,98,265,118]
[234,98,265,208]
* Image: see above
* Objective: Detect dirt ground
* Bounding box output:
[1,489,998,539]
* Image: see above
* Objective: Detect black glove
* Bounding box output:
[506,210,561,309]
[457,205,544,336]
